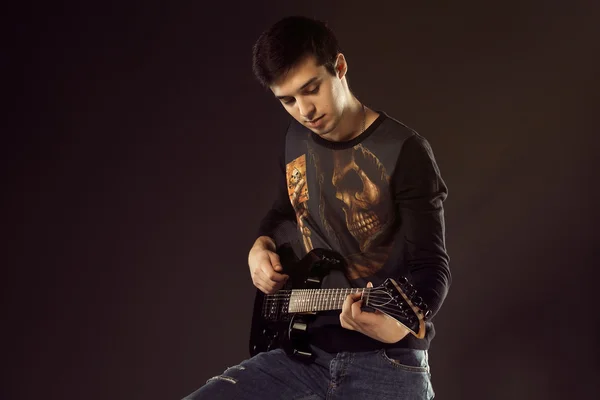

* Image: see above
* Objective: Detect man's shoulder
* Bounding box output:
[372,111,418,144]
[377,111,415,133]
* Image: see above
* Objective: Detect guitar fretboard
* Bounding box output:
[286,288,367,313]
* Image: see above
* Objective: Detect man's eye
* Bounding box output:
[306,86,319,94]
[283,98,295,105]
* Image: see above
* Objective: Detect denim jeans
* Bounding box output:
[182,346,434,399]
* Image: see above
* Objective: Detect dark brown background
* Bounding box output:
[4,1,599,399]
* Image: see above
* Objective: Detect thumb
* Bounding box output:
[367,281,373,288]
[269,252,283,272]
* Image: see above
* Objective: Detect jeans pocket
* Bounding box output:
[379,349,430,373]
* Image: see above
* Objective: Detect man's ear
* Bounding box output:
[335,53,348,78]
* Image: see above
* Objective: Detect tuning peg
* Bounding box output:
[412,296,423,306]
[398,276,408,285]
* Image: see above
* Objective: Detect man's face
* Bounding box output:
[270,55,346,136]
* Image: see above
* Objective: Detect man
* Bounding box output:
[184,16,450,400]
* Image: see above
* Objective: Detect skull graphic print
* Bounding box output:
[331,145,391,253]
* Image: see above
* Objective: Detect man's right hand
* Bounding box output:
[248,236,289,294]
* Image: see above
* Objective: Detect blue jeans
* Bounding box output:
[183,346,434,399]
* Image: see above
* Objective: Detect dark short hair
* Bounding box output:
[252,16,341,88]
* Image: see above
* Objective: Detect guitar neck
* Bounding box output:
[286,288,366,313]
[260,278,427,339]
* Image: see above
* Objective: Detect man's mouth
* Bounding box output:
[306,115,324,125]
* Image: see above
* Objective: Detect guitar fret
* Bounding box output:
[319,290,323,311]
[306,289,309,312]
[304,289,307,312]
[317,290,321,311]
[302,292,308,311]
[288,287,373,313]
[305,289,308,312]
[299,290,310,312]
[319,290,322,311]
[332,289,335,310]
[316,289,320,312]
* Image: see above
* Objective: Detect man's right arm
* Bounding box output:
[256,152,296,242]
[249,151,296,294]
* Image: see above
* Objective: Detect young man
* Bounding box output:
[183,16,450,400]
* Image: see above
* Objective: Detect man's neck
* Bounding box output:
[319,98,366,143]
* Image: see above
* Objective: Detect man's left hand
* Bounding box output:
[339,282,410,343]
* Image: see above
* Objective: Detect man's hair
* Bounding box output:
[252,16,341,88]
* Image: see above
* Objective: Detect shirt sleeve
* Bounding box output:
[256,140,297,243]
[392,133,451,320]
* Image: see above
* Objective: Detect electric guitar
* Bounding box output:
[249,244,431,361]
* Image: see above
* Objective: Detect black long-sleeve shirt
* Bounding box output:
[258,111,451,352]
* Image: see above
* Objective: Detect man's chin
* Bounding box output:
[309,123,334,136]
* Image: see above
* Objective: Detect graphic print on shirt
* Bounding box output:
[332,146,388,251]
[314,144,395,280]
[286,154,313,252]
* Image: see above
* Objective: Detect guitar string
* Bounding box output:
[262,293,422,309]
[276,301,418,312]
[262,294,418,304]
[262,296,404,304]
[262,296,407,307]
[261,291,404,299]
[263,304,421,325]
[263,296,422,313]
[262,293,414,301]
[261,290,422,307]
[261,288,417,296]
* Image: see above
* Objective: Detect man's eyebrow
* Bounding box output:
[276,77,320,99]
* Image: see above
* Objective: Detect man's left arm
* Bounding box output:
[392,133,451,320]
[339,133,450,342]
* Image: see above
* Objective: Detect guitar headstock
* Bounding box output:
[365,277,430,339]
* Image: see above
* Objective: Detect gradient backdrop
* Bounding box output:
[4,1,600,399]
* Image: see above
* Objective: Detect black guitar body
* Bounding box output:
[249,245,347,362]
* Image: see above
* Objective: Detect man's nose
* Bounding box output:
[297,98,315,120]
